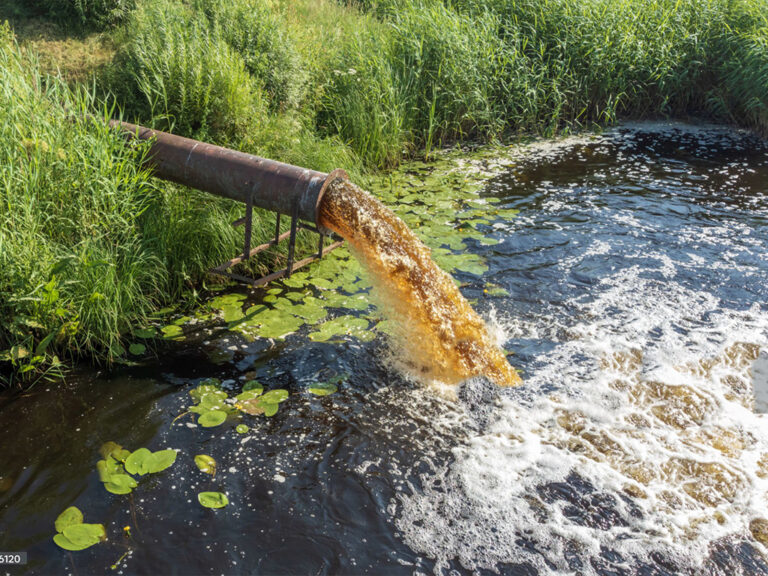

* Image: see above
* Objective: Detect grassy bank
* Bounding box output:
[1,0,767,385]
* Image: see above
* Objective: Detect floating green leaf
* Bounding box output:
[243,380,263,393]
[124,448,152,476]
[198,410,227,428]
[190,381,221,401]
[236,424,249,434]
[96,458,122,482]
[129,343,146,356]
[484,284,509,297]
[308,382,338,396]
[260,389,289,404]
[262,403,279,417]
[55,523,106,551]
[133,328,155,339]
[55,507,83,533]
[103,474,138,495]
[238,389,288,417]
[99,442,122,460]
[161,325,183,340]
[235,388,262,403]
[198,491,229,509]
[145,449,177,474]
[308,316,372,342]
[53,508,105,551]
[194,455,216,476]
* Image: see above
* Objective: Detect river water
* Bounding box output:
[1,123,767,575]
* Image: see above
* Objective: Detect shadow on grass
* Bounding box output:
[0,0,113,83]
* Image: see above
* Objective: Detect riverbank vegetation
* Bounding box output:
[1,0,767,385]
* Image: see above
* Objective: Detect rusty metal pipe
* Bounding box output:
[110,121,347,225]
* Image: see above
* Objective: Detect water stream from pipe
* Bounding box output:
[318,179,522,391]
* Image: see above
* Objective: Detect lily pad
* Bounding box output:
[55,507,83,533]
[161,325,183,340]
[99,442,125,460]
[235,388,262,403]
[198,491,229,509]
[190,382,221,401]
[129,343,146,356]
[55,523,106,551]
[199,410,228,428]
[308,316,372,342]
[262,403,279,417]
[236,424,249,434]
[124,448,152,476]
[194,455,216,476]
[53,508,105,551]
[133,328,156,339]
[145,449,177,474]
[243,380,263,393]
[103,474,138,495]
[238,389,288,417]
[260,389,289,404]
[308,382,338,396]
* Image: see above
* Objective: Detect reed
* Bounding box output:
[0,26,280,385]
[37,0,134,28]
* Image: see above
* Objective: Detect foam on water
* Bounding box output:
[395,125,768,574]
[397,272,768,574]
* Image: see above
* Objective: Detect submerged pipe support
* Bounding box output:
[110,121,348,226]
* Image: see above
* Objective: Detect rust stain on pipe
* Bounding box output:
[110,121,347,225]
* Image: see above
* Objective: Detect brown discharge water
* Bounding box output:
[318,178,522,389]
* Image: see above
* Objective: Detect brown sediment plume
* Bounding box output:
[318,178,522,388]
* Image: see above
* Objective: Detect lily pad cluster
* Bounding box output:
[97,442,177,495]
[196,151,519,344]
[53,506,106,551]
[189,380,238,427]
[236,388,289,417]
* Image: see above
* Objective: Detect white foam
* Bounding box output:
[396,238,768,575]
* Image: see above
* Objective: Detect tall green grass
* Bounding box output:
[36,0,135,28]
[0,25,268,385]
[323,0,768,163]
[105,2,262,143]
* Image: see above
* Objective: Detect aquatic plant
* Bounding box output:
[97,442,176,494]
[198,491,229,509]
[53,506,106,551]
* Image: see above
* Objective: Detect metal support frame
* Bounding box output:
[110,120,349,289]
[211,199,343,288]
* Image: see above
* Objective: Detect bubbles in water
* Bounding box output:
[393,125,768,574]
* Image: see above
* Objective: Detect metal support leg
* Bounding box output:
[243,195,253,261]
[317,233,325,259]
[274,212,281,244]
[286,202,299,277]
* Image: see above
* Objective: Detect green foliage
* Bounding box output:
[53,506,106,551]
[193,0,306,112]
[37,0,135,29]
[96,442,177,495]
[0,27,269,385]
[187,381,236,427]
[194,454,217,476]
[322,0,768,162]
[106,1,261,142]
[198,491,229,509]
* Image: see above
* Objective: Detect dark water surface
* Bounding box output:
[1,123,767,575]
